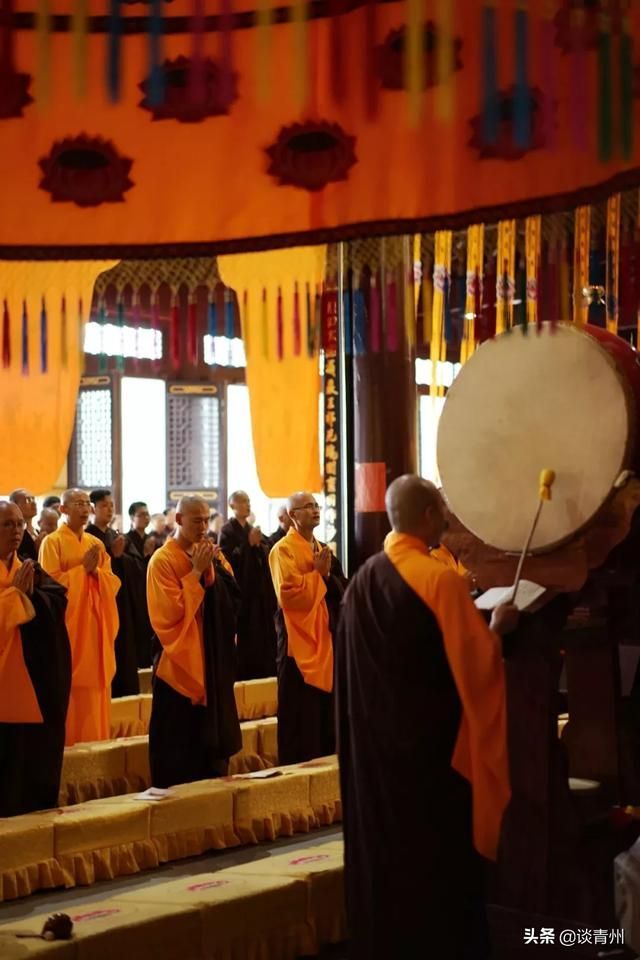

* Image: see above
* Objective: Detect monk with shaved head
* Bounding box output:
[9,488,40,560]
[146,495,241,788]
[39,488,120,745]
[336,475,519,960]
[0,501,70,814]
[268,491,347,764]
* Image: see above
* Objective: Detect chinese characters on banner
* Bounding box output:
[323,286,341,559]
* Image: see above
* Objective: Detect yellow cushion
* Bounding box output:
[239,678,278,720]
[232,770,312,842]
[0,814,58,872]
[53,801,151,856]
[233,681,245,717]
[110,697,140,727]
[149,780,236,841]
[257,717,278,766]
[122,737,151,788]
[138,668,152,695]
[139,695,152,727]
[0,898,201,960]
[0,931,74,958]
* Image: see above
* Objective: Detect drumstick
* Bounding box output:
[510,469,555,605]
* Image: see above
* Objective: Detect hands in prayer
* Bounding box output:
[490,602,520,636]
[192,540,217,575]
[13,559,35,596]
[144,537,157,558]
[111,535,127,559]
[248,526,262,547]
[313,546,332,578]
[82,544,100,575]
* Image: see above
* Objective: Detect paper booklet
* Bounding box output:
[474,579,545,612]
[133,787,175,801]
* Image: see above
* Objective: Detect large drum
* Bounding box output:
[437,323,640,554]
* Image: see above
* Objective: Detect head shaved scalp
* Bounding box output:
[9,489,27,504]
[385,475,441,533]
[277,503,288,521]
[62,488,86,507]
[287,491,311,512]
[40,507,59,520]
[0,499,21,517]
[176,494,209,515]
[228,490,248,506]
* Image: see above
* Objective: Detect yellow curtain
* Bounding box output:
[218,248,325,498]
[0,261,115,493]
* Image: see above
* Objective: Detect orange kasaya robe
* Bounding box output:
[146,539,234,704]
[39,524,120,745]
[268,528,333,693]
[429,543,469,578]
[385,531,510,862]
[0,552,41,724]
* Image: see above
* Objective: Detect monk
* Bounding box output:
[43,495,61,515]
[0,501,71,815]
[38,507,60,537]
[147,495,241,788]
[336,475,518,960]
[269,493,347,764]
[86,489,139,696]
[39,489,120,746]
[10,489,40,561]
[124,501,155,668]
[219,490,277,679]
[269,504,292,548]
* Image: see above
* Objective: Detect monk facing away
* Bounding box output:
[39,489,120,746]
[268,492,347,765]
[336,475,519,960]
[146,495,242,788]
[0,501,71,815]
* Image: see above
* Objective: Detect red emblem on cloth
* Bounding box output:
[39,135,134,206]
[266,121,357,192]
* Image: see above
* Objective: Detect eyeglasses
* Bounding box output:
[290,502,320,512]
[70,500,92,509]
[1,520,26,531]
[20,496,36,504]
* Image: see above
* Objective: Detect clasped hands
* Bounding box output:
[313,546,332,579]
[191,540,221,576]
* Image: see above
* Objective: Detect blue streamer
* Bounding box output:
[353,289,366,355]
[224,293,235,340]
[208,297,217,340]
[148,0,165,106]
[21,300,28,374]
[40,296,48,372]
[107,0,122,102]
[482,5,498,146]
[514,7,530,150]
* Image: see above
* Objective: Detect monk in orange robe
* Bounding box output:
[269,492,347,765]
[0,501,70,815]
[39,489,120,746]
[336,475,518,960]
[147,495,241,788]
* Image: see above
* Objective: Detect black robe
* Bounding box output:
[124,529,154,668]
[85,524,139,697]
[268,526,287,548]
[335,552,489,960]
[276,551,347,765]
[219,518,278,680]
[149,561,242,788]
[17,529,38,561]
[0,567,71,816]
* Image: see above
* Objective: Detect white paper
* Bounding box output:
[233,769,283,780]
[474,579,545,612]
[133,787,175,801]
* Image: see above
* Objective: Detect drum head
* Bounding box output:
[437,323,633,553]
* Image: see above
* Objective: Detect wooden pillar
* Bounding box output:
[349,237,418,567]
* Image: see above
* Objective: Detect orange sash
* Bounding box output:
[0,553,41,723]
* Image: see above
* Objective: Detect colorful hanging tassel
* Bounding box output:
[21,300,28,374]
[276,287,284,359]
[443,272,454,344]
[150,290,161,371]
[354,282,366,355]
[39,296,47,372]
[187,299,198,365]
[525,215,541,329]
[539,1,555,149]
[2,298,10,368]
[35,0,51,109]
[343,281,352,356]
[115,298,125,372]
[189,0,206,107]
[481,1,498,146]
[480,254,497,343]
[207,289,217,340]
[436,0,454,122]
[72,0,88,99]
[370,274,381,353]
[148,0,165,107]
[98,300,107,373]
[242,290,250,359]
[606,193,621,334]
[463,224,484,363]
[573,206,591,325]
[620,10,633,161]
[170,292,180,370]
[107,0,122,102]
[422,254,433,346]
[403,241,416,349]
[386,277,399,352]
[496,220,516,333]
[405,0,424,126]
[513,0,530,151]
[432,230,452,395]
[571,2,588,152]
[515,255,527,332]
[559,236,570,325]
[314,285,322,355]
[255,0,272,104]
[60,294,68,368]
[597,4,613,163]
[291,282,301,357]
[364,0,378,120]
[224,289,235,340]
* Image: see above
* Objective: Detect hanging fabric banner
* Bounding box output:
[573,206,591,326]
[606,193,621,335]
[496,219,516,333]
[431,230,452,396]
[322,281,341,559]
[525,215,540,328]
[462,224,484,363]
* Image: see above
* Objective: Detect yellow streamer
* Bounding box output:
[72,0,88,100]
[606,194,621,335]
[255,0,272,104]
[573,206,590,325]
[436,0,454,121]
[35,0,52,109]
[405,0,424,126]
[431,230,452,396]
[462,224,484,364]
[496,220,516,333]
[559,237,570,324]
[525,216,541,328]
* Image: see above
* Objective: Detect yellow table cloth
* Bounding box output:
[0,812,64,902]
